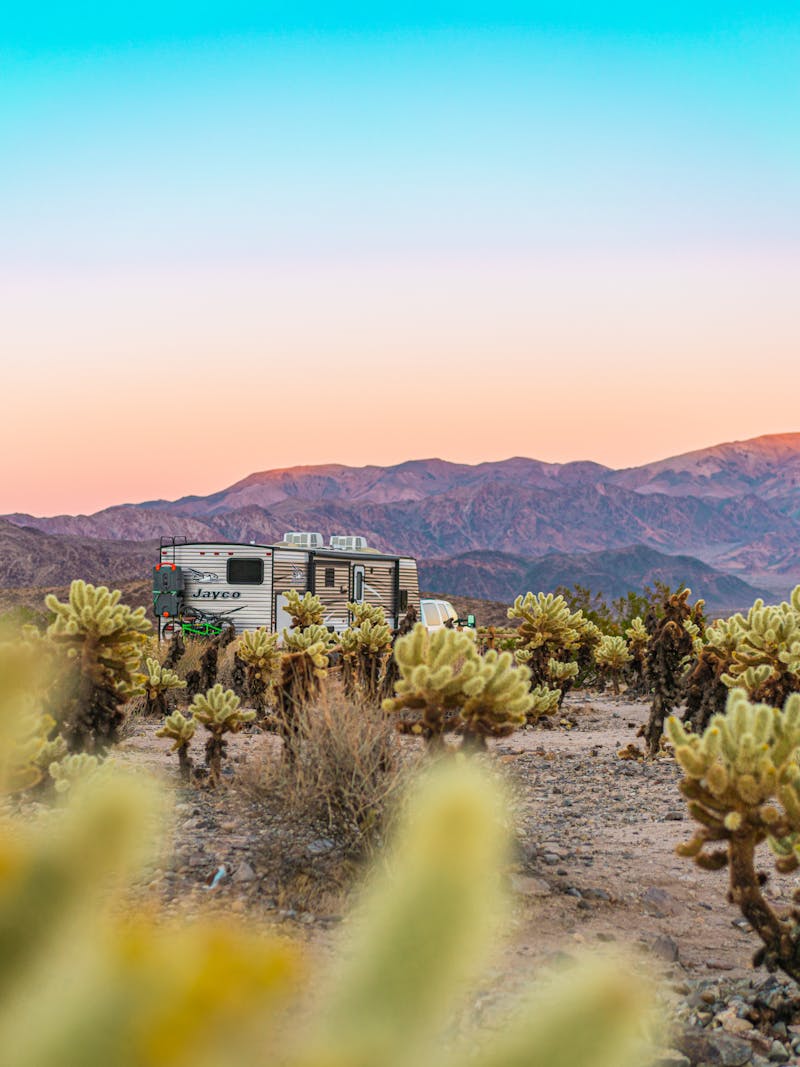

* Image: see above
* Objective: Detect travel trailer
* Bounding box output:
[153,533,421,639]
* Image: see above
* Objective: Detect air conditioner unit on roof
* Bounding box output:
[329,535,368,552]
[283,531,324,548]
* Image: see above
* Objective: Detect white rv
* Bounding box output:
[153,532,421,639]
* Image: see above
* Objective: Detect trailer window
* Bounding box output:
[398,589,408,612]
[353,565,365,603]
[324,567,335,588]
[227,558,263,584]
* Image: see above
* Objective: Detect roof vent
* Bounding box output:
[283,531,324,549]
[329,535,368,553]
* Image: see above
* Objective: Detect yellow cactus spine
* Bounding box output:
[45,580,152,752]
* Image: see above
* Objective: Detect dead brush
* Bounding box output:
[257,688,410,858]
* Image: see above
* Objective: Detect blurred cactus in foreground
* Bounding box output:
[0,653,656,1067]
[45,580,152,752]
[669,689,800,981]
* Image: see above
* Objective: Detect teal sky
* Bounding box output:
[2,4,799,512]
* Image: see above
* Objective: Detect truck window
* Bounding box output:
[227,558,263,584]
[422,602,443,626]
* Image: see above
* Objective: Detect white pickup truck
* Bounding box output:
[419,598,475,632]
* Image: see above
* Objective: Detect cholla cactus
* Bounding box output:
[190,685,255,785]
[238,628,282,714]
[49,752,103,793]
[625,616,649,696]
[507,592,591,703]
[594,635,632,695]
[143,656,186,717]
[528,684,562,722]
[45,580,151,752]
[340,617,394,705]
[644,587,705,756]
[684,615,742,732]
[720,589,800,706]
[383,624,531,749]
[668,690,800,981]
[283,589,325,629]
[156,709,197,781]
[347,601,385,627]
[457,650,534,750]
[383,625,481,746]
[546,658,579,706]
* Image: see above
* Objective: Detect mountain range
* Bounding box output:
[4,433,800,613]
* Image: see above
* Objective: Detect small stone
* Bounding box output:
[768,1040,789,1063]
[650,934,680,963]
[643,886,677,917]
[509,875,552,897]
[232,861,256,883]
[307,838,335,856]
[676,1027,753,1066]
[650,1050,690,1067]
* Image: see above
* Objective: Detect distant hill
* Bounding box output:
[3,432,799,598]
[418,545,774,615]
[0,520,154,589]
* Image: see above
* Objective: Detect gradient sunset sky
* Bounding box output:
[2,3,798,515]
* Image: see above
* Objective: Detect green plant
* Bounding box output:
[594,635,632,695]
[190,685,255,786]
[143,657,186,718]
[668,690,800,981]
[155,710,197,781]
[45,581,151,753]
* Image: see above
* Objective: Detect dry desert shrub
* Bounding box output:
[257,691,411,858]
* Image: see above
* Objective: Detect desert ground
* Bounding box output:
[113,688,800,1067]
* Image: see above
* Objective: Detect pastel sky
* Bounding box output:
[2,3,799,514]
